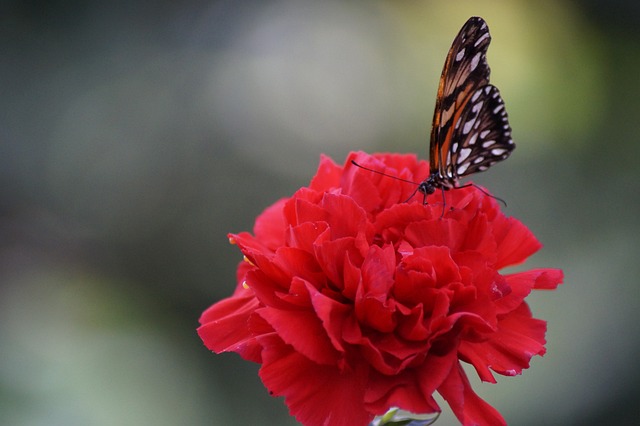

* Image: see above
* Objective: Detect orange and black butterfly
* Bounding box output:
[353,17,514,208]
[420,16,514,199]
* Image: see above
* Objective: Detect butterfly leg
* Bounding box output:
[439,188,447,218]
[403,186,422,204]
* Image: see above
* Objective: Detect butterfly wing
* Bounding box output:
[430,17,493,177]
[444,84,514,179]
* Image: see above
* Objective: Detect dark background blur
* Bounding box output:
[1,1,639,425]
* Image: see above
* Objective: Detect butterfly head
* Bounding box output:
[418,175,436,197]
[418,173,440,196]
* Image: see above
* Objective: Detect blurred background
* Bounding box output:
[1,0,638,425]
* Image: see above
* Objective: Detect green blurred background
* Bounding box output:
[1,1,638,425]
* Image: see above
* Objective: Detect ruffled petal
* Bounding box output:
[253,198,288,250]
[438,362,507,426]
[458,303,547,381]
[493,216,542,269]
[197,292,263,362]
[260,336,373,426]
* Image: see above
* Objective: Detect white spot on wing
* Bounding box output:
[491,148,507,156]
[463,119,475,134]
[456,48,465,62]
[459,148,472,162]
[482,140,496,148]
[452,142,459,152]
[480,130,490,138]
[474,33,489,47]
[457,163,470,175]
[468,133,478,145]
[493,104,504,114]
[470,52,481,71]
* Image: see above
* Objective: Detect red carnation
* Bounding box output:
[198,152,563,426]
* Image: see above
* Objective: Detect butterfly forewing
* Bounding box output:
[430,17,492,175]
[445,84,514,178]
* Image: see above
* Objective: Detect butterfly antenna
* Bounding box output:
[457,183,507,206]
[350,160,421,186]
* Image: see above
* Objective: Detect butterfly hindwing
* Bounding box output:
[445,84,514,179]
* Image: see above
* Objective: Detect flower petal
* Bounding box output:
[257,296,341,366]
[364,347,459,418]
[493,216,542,269]
[495,268,564,314]
[197,292,263,362]
[253,198,287,250]
[458,303,547,381]
[259,336,373,426]
[309,154,342,191]
[438,362,507,426]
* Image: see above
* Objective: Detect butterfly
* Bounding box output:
[353,17,515,212]
[421,16,514,198]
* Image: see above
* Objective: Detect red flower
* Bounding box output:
[198,152,563,426]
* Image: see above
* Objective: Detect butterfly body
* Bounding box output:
[420,17,515,200]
